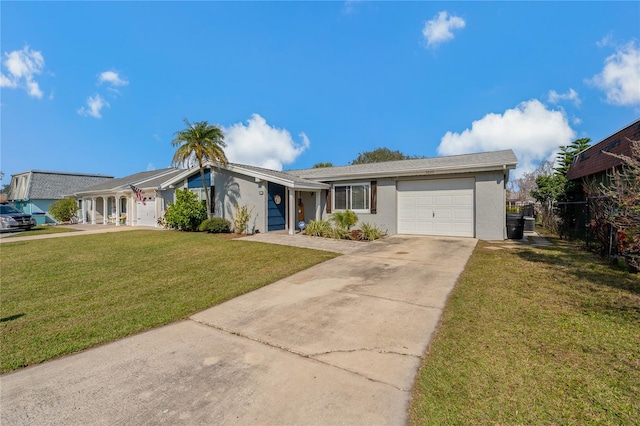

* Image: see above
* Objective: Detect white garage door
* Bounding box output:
[136,196,156,226]
[397,178,474,237]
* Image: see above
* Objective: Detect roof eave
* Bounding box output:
[308,162,517,182]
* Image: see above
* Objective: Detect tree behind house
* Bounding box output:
[350,147,422,165]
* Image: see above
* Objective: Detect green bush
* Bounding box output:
[233,203,254,234]
[199,217,231,233]
[163,189,207,231]
[358,222,385,241]
[329,226,352,240]
[49,198,78,222]
[331,210,358,230]
[304,220,332,237]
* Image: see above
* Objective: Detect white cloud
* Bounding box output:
[0,45,45,98]
[224,114,310,171]
[0,73,17,88]
[547,88,581,107]
[588,40,640,106]
[98,70,128,86]
[596,33,614,48]
[437,99,575,178]
[77,94,109,119]
[342,0,362,15]
[422,11,466,48]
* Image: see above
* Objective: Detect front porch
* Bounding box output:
[79,194,137,226]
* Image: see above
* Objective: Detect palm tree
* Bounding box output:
[172,119,228,218]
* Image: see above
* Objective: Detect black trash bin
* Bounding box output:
[506,213,525,240]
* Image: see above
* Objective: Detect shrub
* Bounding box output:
[329,226,352,240]
[358,222,385,241]
[199,217,231,233]
[331,210,358,230]
[233,203,254,234]
[304,220,332,237]
[49,198,78,222]
[163,189,207,231]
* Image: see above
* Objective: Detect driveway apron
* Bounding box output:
[1,235,476,425]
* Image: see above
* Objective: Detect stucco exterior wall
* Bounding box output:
[353,179,397,234]
[214,171,265,234]
[475,171,507,240]
[319,179,397,234]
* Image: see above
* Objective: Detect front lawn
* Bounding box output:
[411,239,639,424]
[0,231,337,373]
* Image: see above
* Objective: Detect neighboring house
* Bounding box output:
[159,149,517,240]
[566,118,640,185]
[72,168,183,226]
[8,170,114,223]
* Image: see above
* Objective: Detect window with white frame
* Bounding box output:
[333,183,370,212]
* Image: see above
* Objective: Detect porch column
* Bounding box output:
[91,197,96,225]
[315,191,322,220]
[81,198,86,224]
[115,195,121,226]
[288,188,295,235]
[102,197,108,225]
[130,196,136,226]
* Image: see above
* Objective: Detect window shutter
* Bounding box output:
[326,187,332,213]
[371,181,377,214]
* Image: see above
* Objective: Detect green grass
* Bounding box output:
[0,230,337,373]
[1,225,78,238]
[411,238,640,425]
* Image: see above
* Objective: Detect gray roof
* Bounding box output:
[227,163,330,189]
[10,170,114,200]
[292,150,518,181]
[74,168,182,195]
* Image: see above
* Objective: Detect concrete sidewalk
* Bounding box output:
[1,235,477,425]
[0,224,159,243]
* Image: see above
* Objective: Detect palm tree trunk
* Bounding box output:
[198,165,212,219]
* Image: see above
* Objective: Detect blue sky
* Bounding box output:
[2,1,639,184]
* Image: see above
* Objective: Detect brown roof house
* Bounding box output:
[567,118,640,184]
[566,119,640,270]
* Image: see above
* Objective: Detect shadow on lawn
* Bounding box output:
[515,243,640,296]
[0,314,25,323]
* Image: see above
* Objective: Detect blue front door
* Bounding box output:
[268,183,286,231]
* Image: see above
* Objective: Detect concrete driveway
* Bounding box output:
[1,235,476,425]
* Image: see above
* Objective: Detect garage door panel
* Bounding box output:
[435,195,452,206]
[434,207,452,219]
[136,196,156,226]
[454,208,473,219]
[398,179,474,237]
[454,195,473,205]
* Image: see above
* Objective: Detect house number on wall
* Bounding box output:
[274,195,282,205]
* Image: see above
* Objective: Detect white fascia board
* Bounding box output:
[225,164,292,188]
[314,163,518,182]
[290,181,331,190]
[225,165,330,190]
[132,169,182,189]
[159,168,195,189]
